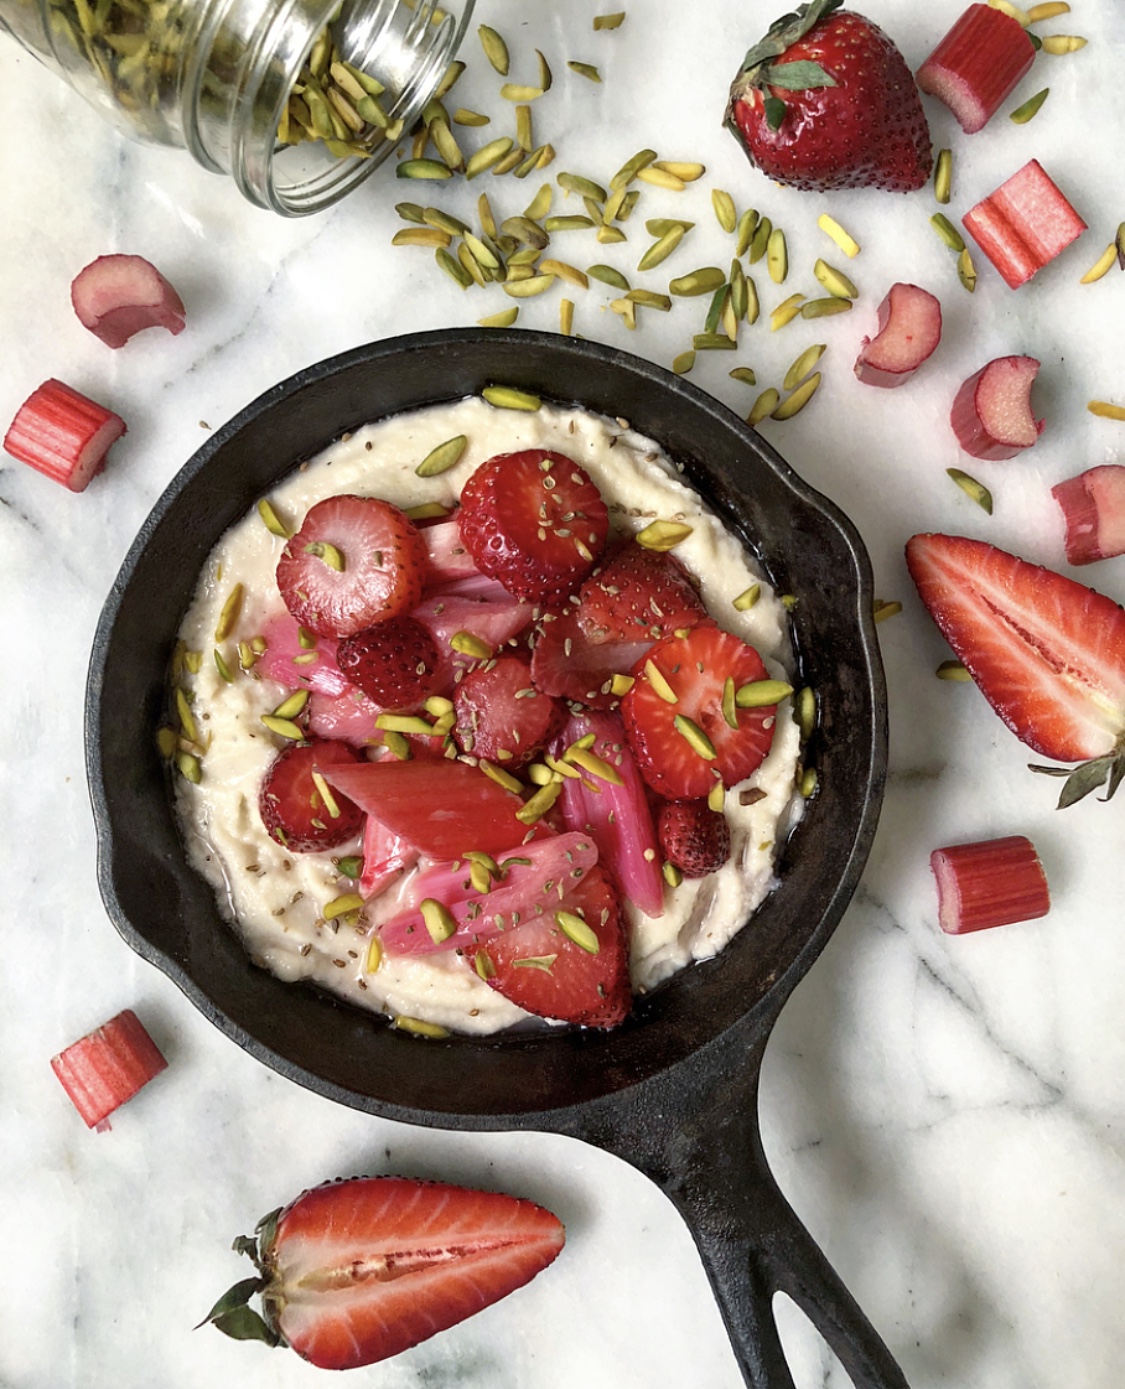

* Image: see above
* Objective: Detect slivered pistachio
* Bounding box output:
[749,216,772,264]
[568,61,602,82]
[257,498,291,539]
[183,650,202,674]
[669,267,726,297]
[406,503,452,523]
[712,189,737,234]
[748,388,781,426]
[735,679,794,708]
[501,215,549,249]
[237,641,257,670]
[610,674,635,697]
[637,165,686,192]
[947,467,994,513]
[1010,87,1050,124]
[873,599,903,623]
[492,147,525,176]
[544,752,581,781]
[516,780,563,824]
[655,161,705,182]
[397,158,453,180]
[817,213,860,258]
[565,746,624,785]
[416,434,468,478]
[539,259,588,288]
[515,103,534,153]
[769,293,806,331]
[364,938,383,974]
[730,260,748,321]
[537,144,558,170]
[434,61,465,99]
[383,731,411,760]
[706,286,727,338]
[396,201,426,223]
[930,213,965,253]
[611,149,657,189]
[744,274,760,325]
[213,648,234,683]
[625,289,672,311]
[721,676,739,732]
[587,263,631,290]
[934,148,953,204]
[536,49,553,91]
[800,768,819,799]
[305,540,345,572]
[782,344,826,392]
[556,909,600,953]
[376,714,436,736]
[672,350,696,375]
[597,225,628,245]
[469,859,493,894]
[424,696,454,719]
[479,307,521,328]
[503,274,556,298]
[465,138,513,179]
[801,297,852,320]
[545,215,596,232]
[436,247,473,288]
[594,11,626,28]
[734,210,757,260]
[1041,34,1086,53]
[1088,401,1125,421]
[512,955,558,971]
[273,690,309,721]
[560,298,576,335]
[957,248,978,294]
[323,892,364,922]
[477,23,509,75]
[453,108,490,127]
[772,373,822,420]
[393,227,451,248]
[638,226,685,272]
[617,189,641,222]
[261,715,305,740]
[393,1015,449,1039]
[500,83,546,102]
[524,184,554,221]
[611,297,638,330]
[483,385,541,413]
[694,332,737,351]
[423,206,470,237]
[429,120,464,172]
[1026,1,1070,19]
[1080,243,1117,284]
[636,519,693,550]
[644,658,678,703]
[674,714,716,761]
[507,245,542,267]
[479,759,523,793]
[728,368,758,389]
[558,172,607,202]
[663,861,684,888]
[732,583,761,611]
[647,219,695,236]
[796,687,815,740]
[936,660,973,681]
[212,585,244,643]
[767,227,788,284]
[176,752,203,784]
[814,259,858,298]
[513,146,546,179]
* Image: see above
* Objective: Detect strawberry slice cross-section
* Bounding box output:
[906,533,1125,804]
[201,1176,565,1370]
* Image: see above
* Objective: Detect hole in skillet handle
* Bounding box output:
[86,328,887,1130]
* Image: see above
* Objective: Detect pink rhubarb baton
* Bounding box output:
[962,159,1087,289]
[1052,465,1125,566]
[51,1009,167,1131]
[4,378,126,491]
[71,253,186,349]
[951,356,1043,460]
[854,282,943,388]
[916,4,1035,134]
[931,835,1050,935]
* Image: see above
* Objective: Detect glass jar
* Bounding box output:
[0,0,474,214]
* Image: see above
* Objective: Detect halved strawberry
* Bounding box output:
[453,655,563,769]
[202,1176,565,1370]
[480,865,630,1027]
[577,543,707,644]
[906,533,1125,803]
[657,799,732,879]
[337,615,442,711]
[259,739,365,852]
[277,495,427,638]
[621,626,779,799]
[530,606,651,709]
[458,450,609,603]
[319,757,531,859]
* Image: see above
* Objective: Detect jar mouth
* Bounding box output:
[203,0,474,215]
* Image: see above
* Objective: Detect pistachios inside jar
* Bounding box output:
[0,0,475,213]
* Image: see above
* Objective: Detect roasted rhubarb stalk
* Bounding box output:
[917,3,1036,134]
[1052,465,1125,565]
[51,1009,167,1130]
[70,253,186,349]
[962,159,1087,289]
[854,282,943,387]
[931,835,1050,935]
[951,356,1043,460]
[3,378,126,491]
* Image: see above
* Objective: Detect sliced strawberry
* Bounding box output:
[337,615,442,711]
[257,613,348,696]
[320,757,531,859]
[51,1009,167,1131]
[380,831,599,955]
[905,533,1125,764]
[277,495,427,638]
[552,711,665,918]
[480,865,631,1028]
[359,811,419,900]
[531,605,651,709]
[657,799,732,879]
[621,626,778,799]
[576,543,707,644]
[458,450,609,603]
[205,1177,565,1369]
[453,655,562,769]
[70,253,186,349]
[259,739,365,852]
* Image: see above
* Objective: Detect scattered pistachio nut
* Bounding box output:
[947,467,993,514]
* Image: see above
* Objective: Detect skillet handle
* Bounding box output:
[579,1033,909,1389]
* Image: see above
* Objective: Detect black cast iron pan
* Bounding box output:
[87,330,897,1388]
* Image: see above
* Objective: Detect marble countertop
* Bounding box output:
[2,1,1123,1385]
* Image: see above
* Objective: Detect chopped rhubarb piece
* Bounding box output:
[422,518,480,584]
[51,1009,167,1130]
[962,159,1087,289]
[306,686,383,746]
[359,811,419,900]
[1052,465,1125,566]
[552,711,665,918]
[951,356,1043,460]
[930,835,1050,934]
[854,283,943,388]
[381,831,599,955]
[4,378,125,491]
[412,592,535,689]
[916,4,1035,134]
[258,614,348,695]
[71,253,186,349]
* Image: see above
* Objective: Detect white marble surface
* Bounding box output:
[2,1,1124,1385]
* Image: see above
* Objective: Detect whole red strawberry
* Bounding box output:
[725,0,932,194]
[658,800,732,879]
[336,615,442,710]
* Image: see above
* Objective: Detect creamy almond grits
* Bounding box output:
[173,395,804,1036]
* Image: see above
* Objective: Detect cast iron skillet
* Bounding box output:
[87,329,898,1388]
